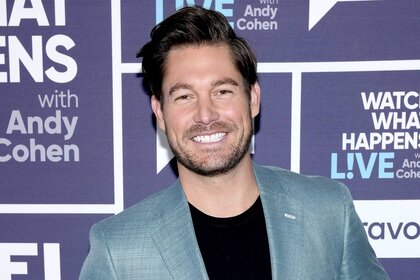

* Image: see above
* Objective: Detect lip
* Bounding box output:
[191,132,227,144]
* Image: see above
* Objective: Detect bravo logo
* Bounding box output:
[363,221,420,258]
[0,243,61,280]
[355,201,420,258]
[364,222,420,240]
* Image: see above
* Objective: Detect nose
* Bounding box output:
[192,95,220,124]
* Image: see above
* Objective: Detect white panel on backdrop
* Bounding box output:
[355,200,420,258]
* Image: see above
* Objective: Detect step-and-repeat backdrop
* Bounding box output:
[1,0,419,279]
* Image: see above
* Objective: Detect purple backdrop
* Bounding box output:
[1,0,419,279]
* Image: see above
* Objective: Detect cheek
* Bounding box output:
[164,113,187,136]
[227,103,252,122]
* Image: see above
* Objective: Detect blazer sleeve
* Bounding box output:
[79,223,118,280]
[339,185,390,280]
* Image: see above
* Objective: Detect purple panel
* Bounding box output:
[121,0,420,62]
[300,71,420,200]
[253,73,292,169]
[121,0,156,63]
[122,73,178,208]
[235,0,420,62]
[380,258,420,280]
[0,1,114,204]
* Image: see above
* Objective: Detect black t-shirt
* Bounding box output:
[189,197,272,280]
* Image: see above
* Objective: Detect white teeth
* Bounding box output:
[193,133,226,143]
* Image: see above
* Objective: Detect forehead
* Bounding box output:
[162,44,241,86]
[168,42,230,56]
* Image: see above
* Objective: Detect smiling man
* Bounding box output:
[155,45,258,179]
[79,6,389,280]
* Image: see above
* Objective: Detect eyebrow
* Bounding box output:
[168,78,240,96]
[212,78,240,88]
[168,83,193,96]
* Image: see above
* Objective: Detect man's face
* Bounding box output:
[151,44,260,176]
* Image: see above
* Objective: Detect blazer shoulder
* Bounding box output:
[255,164,353,207]
[92,181,184,236]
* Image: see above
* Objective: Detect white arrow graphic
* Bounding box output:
[308,0,380,31]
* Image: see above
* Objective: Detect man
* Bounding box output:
[80,6,389,279]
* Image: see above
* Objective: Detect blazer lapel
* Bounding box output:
[150,165,304,279]
[255,164,304,280]
[151,182,208,280]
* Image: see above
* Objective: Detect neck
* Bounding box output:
[178,156,259,218]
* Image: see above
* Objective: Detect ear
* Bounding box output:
[250,82,261,118]
[151,95,166,131]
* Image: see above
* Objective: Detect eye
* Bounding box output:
[175,95,189,100]
[173,94,193,103]
[217,89,233,96]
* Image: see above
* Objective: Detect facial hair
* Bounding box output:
[166,115,253,177]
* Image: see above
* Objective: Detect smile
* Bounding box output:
[192,132,226,143]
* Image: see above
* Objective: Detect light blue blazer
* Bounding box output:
[79,163,389,279]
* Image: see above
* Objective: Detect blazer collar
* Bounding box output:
[150,182,209,280]
[254,163,304,279]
